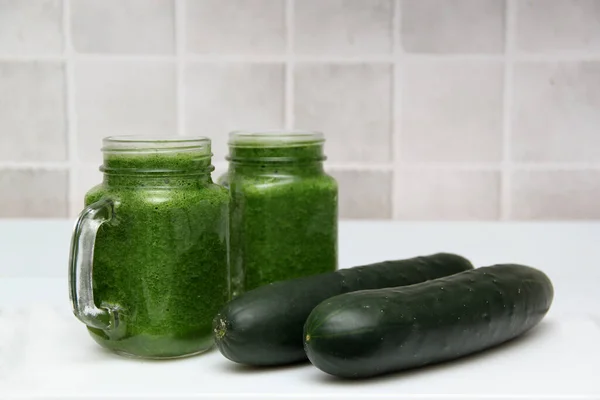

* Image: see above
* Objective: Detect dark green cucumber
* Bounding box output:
[304,264,554,379]
[213,253,473,366]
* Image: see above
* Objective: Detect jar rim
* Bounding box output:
[228,130,324,147]
[102,135,211,154]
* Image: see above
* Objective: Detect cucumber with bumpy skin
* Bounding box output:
[304,264,554,379]
[213,253,474,366]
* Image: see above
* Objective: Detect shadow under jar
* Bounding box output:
[225,130,338,296]
[69,136,230,359]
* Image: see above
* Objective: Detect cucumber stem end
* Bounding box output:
[214,317,227,340]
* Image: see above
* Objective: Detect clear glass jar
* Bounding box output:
[69,136,229,359]
[226,130,338,296]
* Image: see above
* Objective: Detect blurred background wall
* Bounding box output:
[0,0,599,220]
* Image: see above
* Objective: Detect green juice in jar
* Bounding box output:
[225,130,338,296]
[69,136,229,359]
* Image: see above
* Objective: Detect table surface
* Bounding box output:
[1,220,599,399]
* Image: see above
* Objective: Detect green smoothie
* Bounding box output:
[80,138,229,358]
[226,131,338,295]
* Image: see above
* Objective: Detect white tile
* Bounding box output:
[186,0,285,54]
[75,60,177,164]
[395,169,501,220]
[185,63,284,163]
[0,169,68,218]
[512,62,600,163]
[71,163,103,217]
[71,0,175,54]
[0,62,66,161]
[295,0,392,54]
[401,60,503,162]
[516,0,600,53]
[401,0,505,53]
[0,0,63,55]
[327,169,392,219]
[511,170,600,220]
[295,63,392,163]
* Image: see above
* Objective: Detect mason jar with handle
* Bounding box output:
[69,136,229,359]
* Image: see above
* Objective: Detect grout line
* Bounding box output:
[4,52,600,64]
[397,163,503,171]
[331,162,600,171]
[63,0,77,217]
[184,54,394,63]
[284,0,295,129]
[3,160,600,171]
[185,54,394,63]
[175,0,186,136]
[401,54,506,62]
[500,0,516,221]
[514,52,600,61]
[326,163,394,171]
[70,54,176,62]
[0,162,71,170]
[391,0,402,219]
[0,55,66,61]
[509,163,600,171]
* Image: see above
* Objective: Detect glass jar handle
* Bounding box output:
[68,198,118,331]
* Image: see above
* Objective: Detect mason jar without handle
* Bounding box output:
[226,130,338,297]
[69,136,230,359]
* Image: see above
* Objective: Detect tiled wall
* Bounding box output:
[1,0,599,220]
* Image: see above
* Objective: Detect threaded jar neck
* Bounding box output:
[226,130,326,164]
[100,136,214,176]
